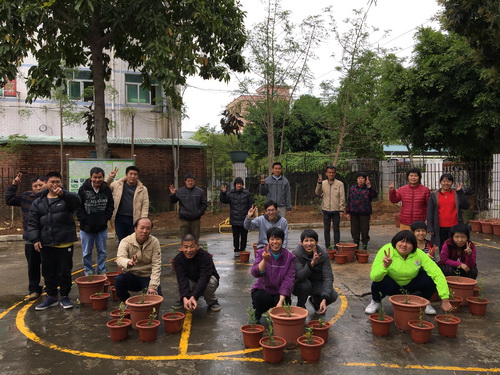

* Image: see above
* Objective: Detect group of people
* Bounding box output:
[5,163,479,321]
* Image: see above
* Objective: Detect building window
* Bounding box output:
[68,71,93,101]
[125,74,160,105]
[0,79,17,97]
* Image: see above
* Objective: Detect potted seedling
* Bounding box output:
[307,317,331,343]
[110,301,131,320]
[269,302,308,345]
[75,273,108,305]
[240,307,265,348]
[336,242,357,263]
[126,288,163,329]
[466,282,489,316]
[435,310,461,338]
[136,308,160,342]
[334,247,347,264]
[448,288,463,311]
[388,288,428,332]
[90,288,111,311]
[259,313,286,364]
[368,294,393,337]
[162,308,186,334]
[297,326,325,363]
[106,303,132,342]
[408,308,434,344]
[446,270,477,306]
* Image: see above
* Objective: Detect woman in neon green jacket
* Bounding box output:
[364,230,452,315]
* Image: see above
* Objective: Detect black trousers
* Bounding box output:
[371,269,437,302]
[322,211,341,248]
[251,289,291,321]
[114,272,163,302]
[25,243,43,294]
[440,264,478,279]
[293,279,338,309]
[40,245,74,298]
[232,225,248,253]
[350,214,371,243]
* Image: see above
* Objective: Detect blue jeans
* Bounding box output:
[81,229,108,275]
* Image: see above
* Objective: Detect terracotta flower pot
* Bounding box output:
[326,249,336,261]
[446,276,477,305]
[110,308,130,320]
[466,297,489,316]
[297,335,325,363]
[110,286,119,302]
[435,314,461,338]
[75,275,107,305]
[357,252,369,264]
[162,311,186,334]
[388,295,429,332]
[240,324,265,348]
[269,306,308,345]
[473,286,480,297]
[136,319,160,343]
[106,318,132,342]
[408,320,434,344]
[336,243,357,263]
[259,336,286,364]
[492,222,500,236]
[469,220,481,232]
[480,221,493,234]
[126,295,163,329]
[105,271,120,286]
[239,251,251,262]
[449,296,463,312]
[334,253,347,264]
[307,320,331,343]
[368,314,393,337]
[90,292,110,311]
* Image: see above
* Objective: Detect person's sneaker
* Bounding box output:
[234,252,240,258]
[60,296,74,309]
[425,304,436,315]
[172,301,184,310]
[28,292,41,301]
[209,301,221,312]
[364,299,381,314]
[35,297,59,311]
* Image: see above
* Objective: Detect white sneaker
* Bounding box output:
[425,304,436,315]
[365,299,381,314]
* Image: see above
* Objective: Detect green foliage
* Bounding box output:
[283,301,292,317]
[303,326,315,344]
[376,292,385,321]
[147,308,157,326]
[192,124,236,171]
[246,307,258,326]
[262,313,276,346]
[4,134,29,156]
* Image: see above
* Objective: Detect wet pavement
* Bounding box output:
[0,223,499,374]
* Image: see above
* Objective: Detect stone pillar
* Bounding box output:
[379,159,397,201]
[232,162,246,188]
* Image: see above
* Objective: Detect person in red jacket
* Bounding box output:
[389,168,430,231]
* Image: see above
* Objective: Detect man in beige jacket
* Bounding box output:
[107,166,149,242]
[114,218,161,301]
[315,166,345,249]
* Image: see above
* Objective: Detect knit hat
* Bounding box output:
[234,177,244,185]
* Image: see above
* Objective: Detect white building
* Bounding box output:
[0,54,180,140]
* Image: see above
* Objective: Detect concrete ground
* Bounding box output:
[0,223,499,375]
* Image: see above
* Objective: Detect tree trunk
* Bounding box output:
[91,45,109,158]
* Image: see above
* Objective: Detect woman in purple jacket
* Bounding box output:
[439,224,478,279]
[251,227,296,321]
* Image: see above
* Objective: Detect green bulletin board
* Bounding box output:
[67,159,135,193]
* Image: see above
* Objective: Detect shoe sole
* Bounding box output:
[28,295,41,301]
[35,301,59,311]
[210,307,221,312]
[60,302,74,309]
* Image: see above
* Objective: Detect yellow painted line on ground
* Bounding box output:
[345,362,500,372]
[0,298,27,320]
[178,310,192,355]
[474,241,500,250]
[329,288,347,325]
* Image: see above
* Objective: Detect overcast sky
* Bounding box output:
[182,0,442,133]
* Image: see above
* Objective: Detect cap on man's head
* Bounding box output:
[234,177,244,185]
[184,173,195,181]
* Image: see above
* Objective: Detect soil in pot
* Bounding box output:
[446,276,477,305]
[408,320,434,344]
[297,335,325,363]
[368,314,393,337]
[388,295,429,332]
[336,243,357,263]
[75,275,107,305]
[435,314,461,338]
[466,297,489,316]
[334,253,347,264]
[126,295,163,329]
[136,319,160,343]
[106,318,132,342]
[162,311,186,334]
[240,324,265,348]
[90,292,110,311]
[307,320,331,343]
[239,251,251,262]
[259,336,286,364]
[269,306,308,345]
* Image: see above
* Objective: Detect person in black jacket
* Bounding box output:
[28,171,81,311]
[292,229,338,315]
[172,234,221,312]
[4,173,46,300]
[220,177,254,258]
[76,167,114,275]
[169,173,207,242]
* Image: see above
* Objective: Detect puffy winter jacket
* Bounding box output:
[28,189,81,246]
[170,186,207,221]
[76,179,114,233]
[219,188,253,226]
[389,184,430,225]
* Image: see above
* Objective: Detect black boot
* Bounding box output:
[354,240,360,250]
[362,242,368,251]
